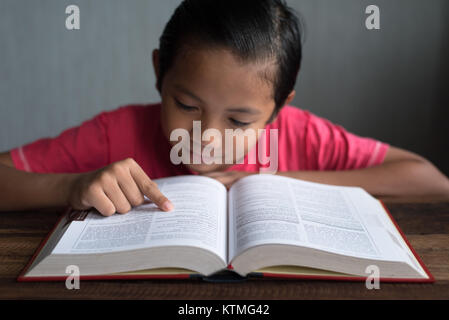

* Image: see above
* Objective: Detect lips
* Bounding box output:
[190,149,223,162]
[189,145,224,163]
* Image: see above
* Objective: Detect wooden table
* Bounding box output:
[1,198,448,300]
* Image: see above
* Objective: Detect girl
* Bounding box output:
[0,0,448,216]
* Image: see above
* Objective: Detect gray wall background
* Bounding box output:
[1,0,448,175]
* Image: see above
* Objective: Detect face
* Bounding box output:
[153,46,292,174]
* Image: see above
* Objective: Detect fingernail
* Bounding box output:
[162,200,174,212]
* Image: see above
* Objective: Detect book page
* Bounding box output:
[228,174,408,264]
[52,176,228,263]
[228,174,307,261]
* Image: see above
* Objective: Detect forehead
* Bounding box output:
[165,46,275,109]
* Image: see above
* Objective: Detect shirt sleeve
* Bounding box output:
[305,112,389,171]
[10,112,110,174]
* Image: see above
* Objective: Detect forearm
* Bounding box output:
[0,164,76,211]
[277,159,449,198]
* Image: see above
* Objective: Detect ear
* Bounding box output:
[284,90,296,106]
[267,90,296,124]
[152,49,160,91]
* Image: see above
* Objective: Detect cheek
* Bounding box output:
[161,104,192,138]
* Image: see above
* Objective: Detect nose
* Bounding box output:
[190,115,223,149]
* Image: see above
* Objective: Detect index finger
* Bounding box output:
[128,162,174,212]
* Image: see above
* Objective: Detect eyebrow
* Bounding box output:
[174,84,262,115]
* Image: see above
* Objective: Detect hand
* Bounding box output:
[201,170,256,189]
[66,158,173,216]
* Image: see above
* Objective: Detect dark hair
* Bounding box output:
[157,0,303,122]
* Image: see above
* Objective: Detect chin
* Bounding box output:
[185,163,229,174]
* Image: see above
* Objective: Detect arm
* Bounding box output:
[277,146,449,198]
[0,152,173,214]
[0,152,14,168]
[203,147,449,199]
[0,151,74,210]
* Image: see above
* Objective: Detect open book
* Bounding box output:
[19,174,433,282]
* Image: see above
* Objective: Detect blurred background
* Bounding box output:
[0,0,448,175]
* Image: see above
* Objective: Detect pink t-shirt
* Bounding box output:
[10,103,389,177]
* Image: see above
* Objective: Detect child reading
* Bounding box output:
[1,0,448,216]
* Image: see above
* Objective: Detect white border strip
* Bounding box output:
[367,141,381,167]
[17,147,31,172]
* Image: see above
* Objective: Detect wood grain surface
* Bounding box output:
[0,198,448,299]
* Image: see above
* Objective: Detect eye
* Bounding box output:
[175,99,198,112]
[229,118,252,127]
